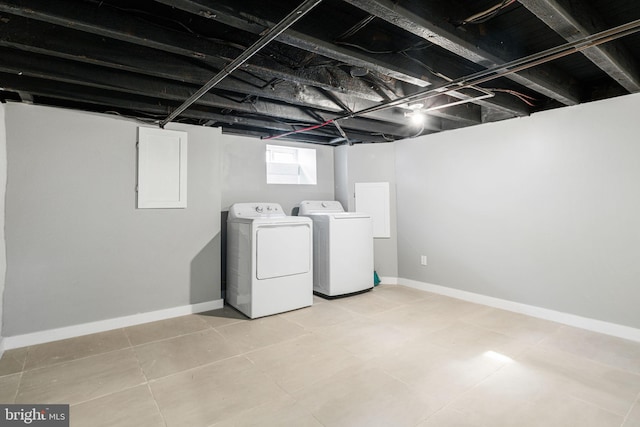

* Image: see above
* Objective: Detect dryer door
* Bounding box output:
[256,224,311,279]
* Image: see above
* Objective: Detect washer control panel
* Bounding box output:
[298,200,345,215]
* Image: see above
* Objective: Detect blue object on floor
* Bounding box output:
[374,271,381,286]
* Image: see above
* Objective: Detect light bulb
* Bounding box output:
[409,112,425,126]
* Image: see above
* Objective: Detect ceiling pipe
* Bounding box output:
[159,0,322,128]
[336,18,640,122]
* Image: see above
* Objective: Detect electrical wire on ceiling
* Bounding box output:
[262,119,335,140]
[404,50,538,106]
[89,1,199,34]
[335,17,640,122]
[334,39,433,55]
[159,0,325,127]
[334,41,397,54]
[371,133,397,142]
[457,0,517,25]
[335,14,376,41]
[264,17,640,142]
[92,0,325,76]
[487,88,537,106]
[332,35,539,110]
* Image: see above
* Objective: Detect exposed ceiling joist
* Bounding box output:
[0,72,423,143]
[342,0,581,105]
[159,0,323,127]
[519,0,640,93]
[0,0,383,102]
[153,0,430,88]
[0,16,404,117]
[0,0,638,145]
[154,0,530,118]
[0,60,426,139]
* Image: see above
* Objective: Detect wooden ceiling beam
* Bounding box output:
[153,0,530,118]
[0,0,383,102]
[519,0,640,93]
[0,59,426,138]
[343,0,582,105]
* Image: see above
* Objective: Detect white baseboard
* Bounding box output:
[398,278,640,343]
[3,299,224,350]
[379,276,399,285]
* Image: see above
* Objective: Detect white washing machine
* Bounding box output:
[226,202,313,318]
[298,200,373,298]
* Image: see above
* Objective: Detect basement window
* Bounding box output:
[266,144,317,185]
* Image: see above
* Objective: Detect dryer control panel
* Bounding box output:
[228,203,286,219]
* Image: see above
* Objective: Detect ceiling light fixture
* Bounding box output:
[406,111,425,126]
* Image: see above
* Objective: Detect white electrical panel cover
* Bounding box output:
[355,182,390,238]
[137,127,188,209]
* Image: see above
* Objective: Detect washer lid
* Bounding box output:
[331,212,371,219]
[298,200,345,215]
[228,202,286,220]
[298,200,370,219]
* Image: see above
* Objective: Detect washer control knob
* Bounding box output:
[266,206,273,211]
[255,206,264,213]
[321,202,328,208]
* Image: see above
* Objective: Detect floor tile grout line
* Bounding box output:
[222,330,316,359]
[9,371,23,404]
[129,336,152,384]
[124,316,213,347]
[138,328,319,384]
[531,340,640,378]
[381,344,516,425]
[565,393,630,420]
[19,345,135,374]
[123,326,135,349]
[145,382,169,427]
[66,382,147,408]
[8,287,640,426]
[506,347,640,417]
[7,290,416,373]
[140,325,355,386]
[20,347,29,373]
[620,391,640,426]
[128,325,218,349]
[421,358,514,424]
[145,353,257,385]
[277,312,358,331]
[245,347,365,397]
[15,322,226,374]
[456,316,563,346]
[0,350,28,379]
[408,287,640,376]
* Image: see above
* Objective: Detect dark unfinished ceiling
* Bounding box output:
[1,0,639,145]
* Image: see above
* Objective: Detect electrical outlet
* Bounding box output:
[420,255,427,266]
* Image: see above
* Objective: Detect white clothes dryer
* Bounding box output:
[298,200,373,298]
[227,202,313,318]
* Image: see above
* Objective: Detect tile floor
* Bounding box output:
[1,285,640,427]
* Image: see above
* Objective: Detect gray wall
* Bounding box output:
[0,103,6,346]
[395,93,640,329]
[334,144,398,278]
[3,104,223,336]
[221,134,334,214]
